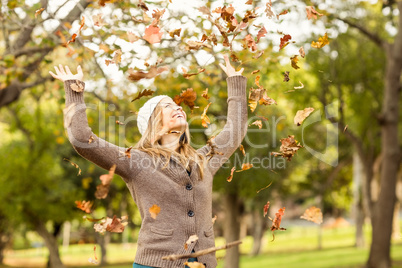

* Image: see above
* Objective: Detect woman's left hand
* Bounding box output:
[219,54,244,77]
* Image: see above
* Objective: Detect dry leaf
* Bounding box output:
[169,28,181,38]
[311,33,329,49]
[95,164,116,199]
[201,102,212,128]
[127,31,140,43]
[226,166,236,182]
[299,47,305,58]
[143,25,163,44]
[294,81,304,89]
[173,88,197,111]
[239,144,246,156]
[71,82,84,92]
[63,158,82,176]
[184,234,199,250]
[279,34,291,50]
[75,200,93,213]
[290,55,300,70]
[306,6,324,20]
[263,201,270,217]
[149,204,161,219]
[131,89,155,102]
[271,135,303,161]
[283,71,290,82]
[88,135,95,144]
[182,67,206,79]
[235,163,253,172]
[300,206,323,224]
[35,8,45,18]
[294,107,314,126]
[249,120,262,129]
[202,88,210,100]
[128,65,169,81]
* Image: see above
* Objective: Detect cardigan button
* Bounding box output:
[185,183,193,190]
[188,210,195,217]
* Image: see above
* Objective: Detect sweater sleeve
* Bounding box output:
[197,75,248,177]
[63,79,139,182]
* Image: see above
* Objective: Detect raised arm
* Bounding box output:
[50,65,139,181]
[197,56,248,177]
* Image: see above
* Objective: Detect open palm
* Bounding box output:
[49,64,83,82]
[219,54,244,77]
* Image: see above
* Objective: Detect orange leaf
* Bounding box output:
[35,8,45,18]
[226,166,236,182]
[149,204,161,219]
[263,201,270,217]
[279,34,291,50]
[306,6,324,20]
[143,25,163,44]
[131,89,155,102]
[75,200,93,213]
[311,33,329,49]
[300,206,323,224]
[235,163,253,172]
[290,55,300,70]
[201,102,212,128]
[294,107,314,126]
[173,88,197,111]
[128,65,169,81]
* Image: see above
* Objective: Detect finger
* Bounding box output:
[219,63,226,71]
[238,67,244,73]
[59,64,66,75]
[77,65,83,75]
[224,54,230,64]
[65,65,73,76]
[54,65,61,75]
[49,71,59,79]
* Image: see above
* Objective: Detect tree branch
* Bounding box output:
[334,16,387,49]
[14,46,53,58]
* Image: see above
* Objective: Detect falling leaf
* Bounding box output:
[75,200,93,213]
[245,0,253,4]
[201,102,212,128]
[116,120,124,125]
[184,234,199,250]
[311,33,329,49]
[283,71,290,82]
[294,107,314,126]
[251,70,260,75]
[256,181,273,193]
[131,89,155,102]
[63,158,82,176]
[98,0,113,6]
[277,9,288,19]
[202,88,210,100]
[239,144,246,156]
[95,164,116,199]
[249,120,262,129]
[271,135,303,161]
[265,1,276,19]
[35,8,45,18]
[83,216,105,223]
[99,43,109,52]
[94,215,128,234]
[66,16,85,46]
[173,88,197,111]
[306,6,324,20]
[169,28,181,38]
[294,81,304,89]
[253,50,264,59]
[290,55,300,70]
[150,8,166,26]
[198,6,212,17]
[343,125,348,133]
[300,206,323,224]
[256,114,269,121]
[71,82,84,92]
[127,31,140,43]
[205,136,224,160]
[88,135,95,144]
[149,204,161,219]
[235,163,253,172]
[125,146,133,158]
[299,47,305,58]
[279,34,291,50]
[138,0,149,11]
[270,207,286,241]
[182,67,206,79]
[244,34,257,51]
[92,14,105,27]
[256,26,267,43]
[263,201,270,217]
[212,215,217,224]
[186,40,212,50]
[128,65,169,81]
[227,166,236,182]
[143,25,163,44]
[259,92,277,106]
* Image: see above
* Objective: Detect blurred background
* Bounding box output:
[0,0,401,267]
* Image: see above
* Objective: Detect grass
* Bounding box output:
[3,223,402,268]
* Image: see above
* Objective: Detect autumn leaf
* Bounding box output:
[169,28,181,38]
[182,67,206,79]
[271,135,303,161]
[83,216,105,223]
[226,166,236,182]
[201,88,210,100]
[256,26,267,43]
[116,120,124,125]
[99,43,109,52]
[290,55,300,70]
[265,1,276,19]
[212,215,217,224]
[138,0,149,11]
[245,0,253,4]
[299,47,305,58]
[131,89,155,102]
[66,16,85,46]
[256,181,273,193]
[198,6,212,17]
[259,92,277,106]
[125,146,133,158]
[143,25,163,44]
[128,65,169,81]
[311,33,329,48]
[63,158,82,176]
[249,120,262,129]
[306,6,324,20]
[251,70,260,74]
[98,0,113,6]
[270,207,286,239]
[149,204,161,219]
[294,81,304,89]
[94,215,128,234]
[95,164,116,199]
[127,31,140,43]
[293,107,314,126]
[239,144,246,156]
[201,102,212,128]
[186,40,212,51]
[279,34,291,50]
[88,135,95,144]
[235,163,253,172]
[184,262,205,268]
[92,14,106,27]
[35,8,45,18]
[244,34,257,52]
[283,71,290,82]
[277,9,288,19]
[173,88,197,111]
[75,200,93,213]
[151,8,166,26]
[300,206,323,224]
[205,136,224,160]
[256,114,269,121]
[184,234,199,250]
[71,82,84,92]
[263,201,270,217]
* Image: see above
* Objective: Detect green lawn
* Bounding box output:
[3,223,402,268]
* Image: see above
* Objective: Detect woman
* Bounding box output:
[49,54,248,268]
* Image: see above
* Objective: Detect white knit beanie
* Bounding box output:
[137,95,170,136]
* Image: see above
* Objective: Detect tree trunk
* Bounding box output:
[367,4,402,266]
[250,207,266,256]
[391,201,401,240]
[223,193,241,268]
[353,151,365,248]
[95,232,110,266]
[35,221,65,268]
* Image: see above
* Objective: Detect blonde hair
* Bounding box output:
[134,100,207,180]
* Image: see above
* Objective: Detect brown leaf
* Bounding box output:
[128,65,169,81]
[306,6,324,20]
[116,120,124,125]
[226,166,236,182]
[138,0,149,11]
[95,164,116,199]
[263,201,270,217]
[184,234,199,250]
[149,204,161,219]
[300,206,323,224]
[127,31,140,43]
[294,81,304,89]
[151,9,166,26]
[290,55,300,70]
[35,8,45,18]
[244,34,257,51]
[255,114,269,121]
[98,0,113,6]
[182,67,206,79]
[235,163,253,172]
[185,40,212,51]
[106,215,128,233]
[198,6,212,17]
[279,34,291,50]
[75,200,93,213]
[131,89,155,102]
[173,88,197,111]
[125,146,133,158]
[265,1,276,19]
[169,28,181,38]
[143,25,163,44]
[63,158,82,176]
[270,207,286,233]
[201,88,210,100]
[271,135,303,161]
[249,120,262,129]
[283,71,290,82]
[256,26,267,43]
[245,0,253,4]
[88,135,95,144]
[239,144,246,156]
[71,82,84,92]
[294,107,314,126]
[256,181,273,193]
[201,102,212,128]
[251,70,260,75]
[299,47,305,58]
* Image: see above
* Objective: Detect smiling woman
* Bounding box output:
[49,54,248,268]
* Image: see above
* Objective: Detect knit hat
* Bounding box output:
[137,95,170,136]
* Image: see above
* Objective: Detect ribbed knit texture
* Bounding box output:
[63,75,248,268]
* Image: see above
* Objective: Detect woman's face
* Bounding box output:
[159,97,187,132]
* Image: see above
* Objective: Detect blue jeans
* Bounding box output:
[133,249,198,268]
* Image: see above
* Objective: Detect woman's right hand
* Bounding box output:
[49,64,84,82]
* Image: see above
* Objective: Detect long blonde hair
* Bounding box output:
[134,100,207,180]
